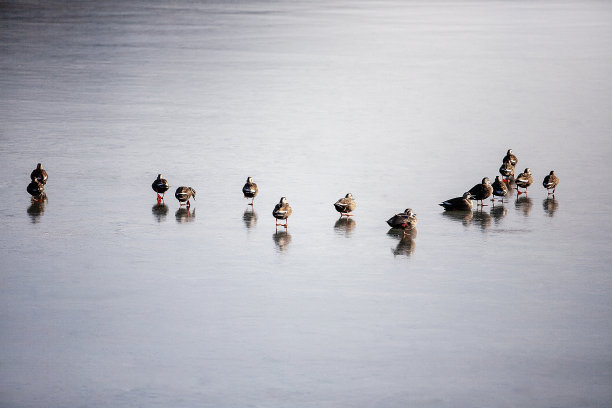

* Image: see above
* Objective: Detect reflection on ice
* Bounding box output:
[272,230,291,252]
[393,236,416,257]
[515,196,533,216]
[243,208,257,229]
[490,206,507,224]
[175,207,195,223]
[441,210,473,227]
[543,198,559,217]
[472,210,492,232]
[152,203,168,223]
[334,217,356,237]
[387,228,417,257]
[27,195,47,223]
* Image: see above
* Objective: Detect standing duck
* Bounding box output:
[439,192,473,211]
[273,197,292,229]
[491,176,509,204]
[515,168,533,195]
[333,193,356,217]
[175,186,196,207]
[503,149,518,167]
[499,161,514,183]
[27,179,45,201]
[468,177,493,207]
[386,208,418,236]
[542,170,559,195]
[152,174,170,202]
[30,163,48,185]
[242,177,258,205]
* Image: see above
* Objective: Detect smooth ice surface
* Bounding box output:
[1,1,612,407]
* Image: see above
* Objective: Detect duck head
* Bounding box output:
[482,177,490,185]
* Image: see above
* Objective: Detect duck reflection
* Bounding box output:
[243,207,258,229]
[175,207,195,223]
[472,209,492,232]
[27,195,47,223]
[441,210,473,227]
[334,217,356,237]
[152,203,169,222]
[490,205,507,224]
[515,196,533,216]
[542,198,558,217]
[273,230,292,252]
[387,228,417,257]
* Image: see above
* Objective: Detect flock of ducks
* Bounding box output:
[439,149,559,216]
[26,149,559,236]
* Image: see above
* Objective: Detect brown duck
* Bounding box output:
[515,168,533,195]
[386,208,417,236]
[242,177,258,205]
[503,149,518,167]
[30,163,48,185]
[333,193,356,217]
[542,170,559,195]
[439,192,473,211]
[175,186,196,207]
[468,177,493,207]
[273,197,292,229]
[152,174,170,202]
[491,176,509,203]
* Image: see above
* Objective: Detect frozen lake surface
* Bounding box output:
[1,1,612,407]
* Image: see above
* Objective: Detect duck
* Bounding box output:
[333,193,356,217]
[242,177,258,205]
[491,176,509,203]
[503,149,518,167]
[152,174,170,202]
[273,197,292,229]
[542,170,559,195]
[439,192,473,211]
[386,208,418,236]
[27,179,45,201]
[468,177,493,207]
[499,161,514,183]
[30,163,48,185]
[515,168,533,195]
[175,186,196,207]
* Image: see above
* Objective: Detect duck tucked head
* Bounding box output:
[462,192,472,199]
[524,168,531,174]
[404,208,416,217]
[345,193,353,199]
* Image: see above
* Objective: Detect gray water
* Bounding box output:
[1,1,612,407]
